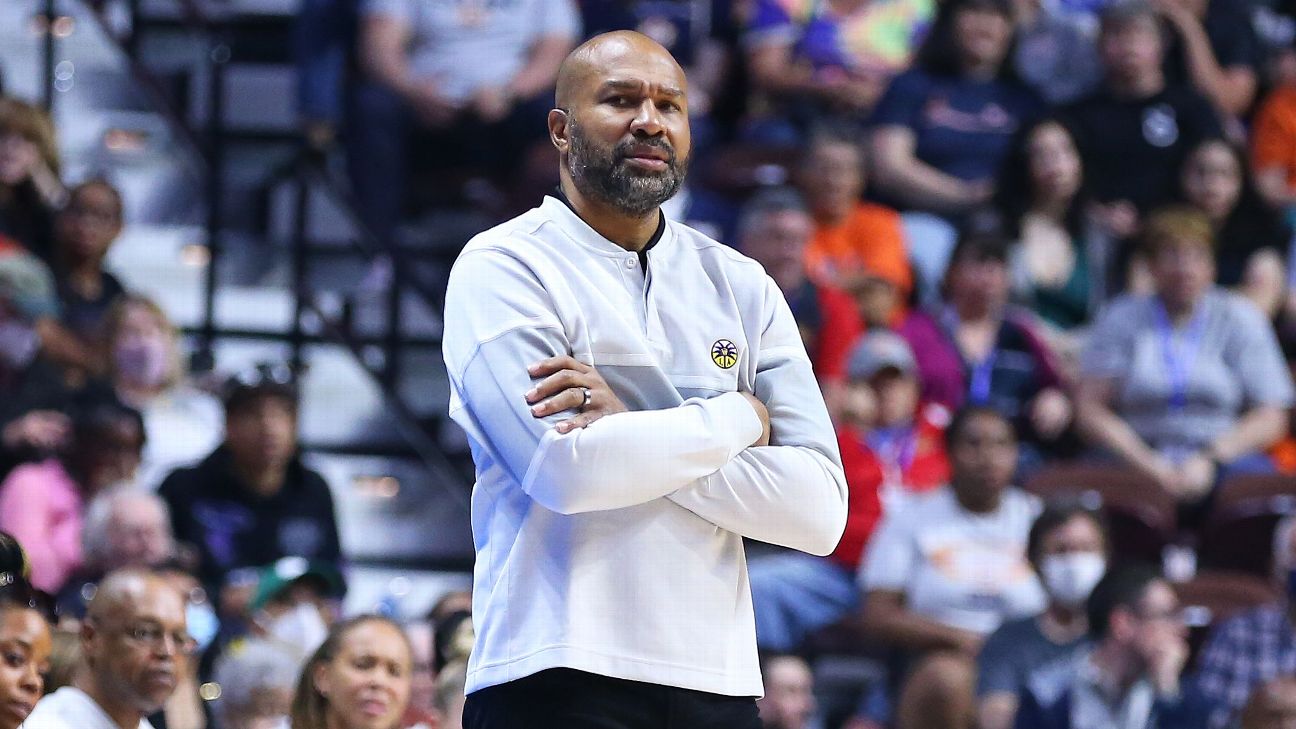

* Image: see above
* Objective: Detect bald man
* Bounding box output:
[442,31,848,728]
[25,569,190,729]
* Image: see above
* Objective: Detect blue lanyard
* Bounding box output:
[1153,299,1207,411]
[942,307,999,406]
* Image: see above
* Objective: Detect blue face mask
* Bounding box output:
[186,602,220,652]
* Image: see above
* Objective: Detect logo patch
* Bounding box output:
[711,339,739,369]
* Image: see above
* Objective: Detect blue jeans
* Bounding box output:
[748,552,860,653]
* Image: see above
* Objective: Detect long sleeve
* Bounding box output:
[666,278,849,556]
[444,249,764,516]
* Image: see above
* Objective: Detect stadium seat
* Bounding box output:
[1198,474,1296,578]
[1024,464,1177,566]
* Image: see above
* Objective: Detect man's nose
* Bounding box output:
[630,100,664,136]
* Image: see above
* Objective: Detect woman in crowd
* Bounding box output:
[1077,206,1294,504]
[104,295,223,489]
[0,402,144,592]
[52,180,128,346]
[0,99,63,259]
[870,0,1039,217]
[0,532,53,729]
[290,615,413,729]
[976,502,1108,729]
[996,118,1110,338]
[1178,138,1291,319]
[898,228,1072,468]
[855,406,1046,729]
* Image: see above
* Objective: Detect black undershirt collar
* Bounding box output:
[553,186,664,270]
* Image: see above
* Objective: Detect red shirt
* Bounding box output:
[829,404,952,571]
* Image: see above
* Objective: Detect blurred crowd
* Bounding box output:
[5,0,1296,727]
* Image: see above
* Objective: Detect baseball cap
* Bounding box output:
[847,331,917,381]
[247,556,344,613]
[0,251,57,321]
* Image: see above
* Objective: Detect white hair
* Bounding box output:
[213,639,302,723]
[81,487,171,568]
[1274,514,1296,577]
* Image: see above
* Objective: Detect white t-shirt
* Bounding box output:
[442,197,848,697]
[859,486,1046,635]
[22,686,154,729]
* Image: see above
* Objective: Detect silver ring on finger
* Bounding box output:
[580,387,593,410]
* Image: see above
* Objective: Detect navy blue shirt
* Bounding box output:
[871,69,1042,184]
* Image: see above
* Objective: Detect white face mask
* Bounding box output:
[1040,552,1106,608]
[264,602,328,658]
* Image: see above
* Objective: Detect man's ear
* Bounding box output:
[548,108,570,153]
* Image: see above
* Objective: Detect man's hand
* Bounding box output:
[470,85,514,124]
[526,356,628,434]
[404,80,460,127]
[740,392,771,447]
[1,410,71,452]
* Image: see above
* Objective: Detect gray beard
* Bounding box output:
[566,122,686,217]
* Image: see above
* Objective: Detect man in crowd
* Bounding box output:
[757,654,817,729]
[25,569,190,729]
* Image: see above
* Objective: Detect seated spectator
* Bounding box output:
[1014,564,1206,729]
[51,180,126,348]
[402,619,438,729]
[996,118,1113,336]
[0,402,144,593]
[244,557,342,662]
[1240,677,1296,729]
[55,487,174,620]
[1178,138,1290,318]
[158,364,341,591]
[24,569,190,729]
[0,98,63,259]
[104,295,223,489]
[1251,77,1296,211]
[748,332,948,653]
[0,533,54,729]
[869,0,1040,218]
[1062,1,1223,238]
[742,0,936,138]
[977,502,1108,729]
[757,653,816,729]
[856,406,1045,729]
[434,659,467,729]
[211,638,300,729]
[797,126,912,299]
[289,616,413,729]
[1194,514,1296,729]
[1076,206,1293,504]
[1011,0,1102,105]
[351,0,580,241]
[738,186,861,414]
[897,228,1072,468]
[1158,0,1260,119]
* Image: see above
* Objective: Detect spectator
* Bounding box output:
[0,98,63,259]
[51,180,126,348]
[996,118,1112,334]
[289,615,413,729]
[294,0,359,149]
[0,402,145,593]
[1159,0,1260,119]
[1240,677,1296,729]
[54,488,174,621]
[737,186,861,388]
[244,558,342,663]
[869,0,1040,218]
[211,638,300,729]
[0,533,54,729]
[797,127,913,300]
[1076,206,1293,504]
[977,502,1108,729]
[1251,76,1296,211]
[402,620,438,729]
[158,364,341,591]
[352,0,580,241]
[104,295,223,489]
[757,653,816,729]
[1011,0,1102,105]
[24,569,191,729]
[1062,1,1222,237]
[1194,514,1296,729]
[434,659,466,729]
[897,228,1072,467]
[856,406,1045,729]
[1013,564,1205,729]
[1178,138,1290,318]
[742,0,936,138]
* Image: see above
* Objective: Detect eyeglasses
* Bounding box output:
[120,623,199,656]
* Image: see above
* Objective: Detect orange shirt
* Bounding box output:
[805,202,912,294]
[1252,85,1296,189]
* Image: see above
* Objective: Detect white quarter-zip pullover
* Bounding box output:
[442,195,848,698]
